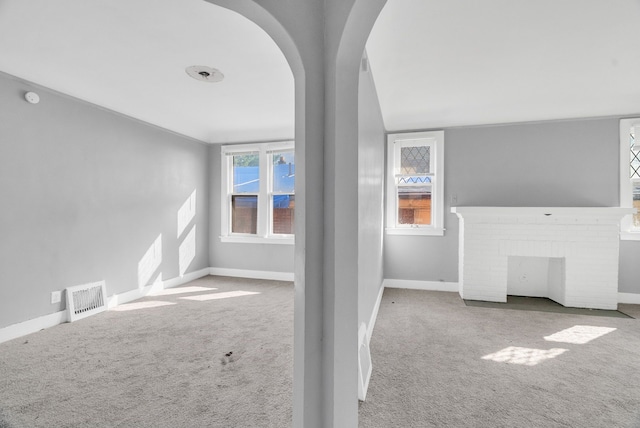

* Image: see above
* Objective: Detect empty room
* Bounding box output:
[1,1,640,427]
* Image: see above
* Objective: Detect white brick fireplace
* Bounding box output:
[451,207,634,310]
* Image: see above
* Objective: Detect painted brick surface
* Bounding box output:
[454,208,627,310]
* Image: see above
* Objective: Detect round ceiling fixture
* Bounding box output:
[185,66,224,83]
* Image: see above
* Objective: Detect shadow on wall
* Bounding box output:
[136,189,198,289]
[138,189,197,289]
[138,234,162,288]
[178,189,197,276]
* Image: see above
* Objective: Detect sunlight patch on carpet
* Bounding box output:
[544,325,617,345]
[482,346,567,366]
[111,301,176,312]
[149,286,216,296]
[180,291,260,301]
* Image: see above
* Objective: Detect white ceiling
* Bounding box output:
[366,0,640,131]
[2,1,640,143]
[0,0,294,144]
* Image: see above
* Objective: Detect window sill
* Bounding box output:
[220,235,294,245]
[620,231,640,241]
[386,227,445,236]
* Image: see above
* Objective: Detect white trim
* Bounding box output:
[0,310,67,345]
[383,278,459,293]
[0,267,280,344]
[620,231,640,241]
[3,276,635,347]
[209,267,294,282]
[220,141,295,242]
[0,268,211,344]
[386,130,445,236]
[357,322,372,402]
[451,206,633,218]
[385,227,445,236]
[618,292,640,305]
[220,235,294,245]
[162,268,211,290]
[367,284,385,341]
[108,268,211,308]
[107,284,150,309]
[381,280,640,306]
[620,118,640,235]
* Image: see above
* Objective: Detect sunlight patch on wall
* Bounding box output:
[177,190,197,238]
[149,286,216,296]
[482,346,567,366]
[111,301,176,312]
[138,234,162,288]
[180,291,260,301]
[179,225,196,276]
[544,325,617,345]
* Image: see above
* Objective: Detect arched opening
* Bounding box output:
[359,1,640,427]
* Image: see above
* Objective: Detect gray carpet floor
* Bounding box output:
[359,288,640,428]
[2,278,640,427]
[0,276,293,428]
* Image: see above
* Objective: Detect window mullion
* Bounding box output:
[257,149,269,238]
[224,155,233,236]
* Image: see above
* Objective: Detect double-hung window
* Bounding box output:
[221,141,295,244]
[386,131,444,236]
[619,119,640,240]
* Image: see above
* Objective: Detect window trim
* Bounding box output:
[386,130,445,236]
[619,118,640,241]
[220,141,295,244]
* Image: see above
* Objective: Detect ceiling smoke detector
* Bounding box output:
[186,65,224,83]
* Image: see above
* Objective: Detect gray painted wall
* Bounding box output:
[385,117,640,294]
[208,145,294,273]
[0,74,210,329]
[619,241,640,294]
[358,55,385,331]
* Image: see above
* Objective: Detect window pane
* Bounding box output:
[233,153,260,193]
[397,176,431,185]
[631,135,640,179]
[273,194,295,234]
[398,187,431,225]
[232,195,257,234]
[273,151,295,193]
[401,145,430,174]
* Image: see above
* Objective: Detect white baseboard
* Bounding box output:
[209,267,294,282]
[0,310,67,345]
[1,268,211,344]
[618,292,640,304]
[108,267,211,308]
[367,284,385,341]
[383,279,459,293]
[6,273,633,347]
[163,268,211,290]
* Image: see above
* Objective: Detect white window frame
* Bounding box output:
[386,130,445,236]
[220,141,295,245]
[619,118,640,240]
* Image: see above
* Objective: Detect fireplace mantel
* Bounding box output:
[451,206,635,310]
[452,206,634,219]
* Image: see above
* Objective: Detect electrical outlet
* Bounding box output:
[51,290,61,304]
[451,194,458,205]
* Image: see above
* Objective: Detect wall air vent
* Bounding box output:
[66,281,108,322]
[358,322,373,401]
